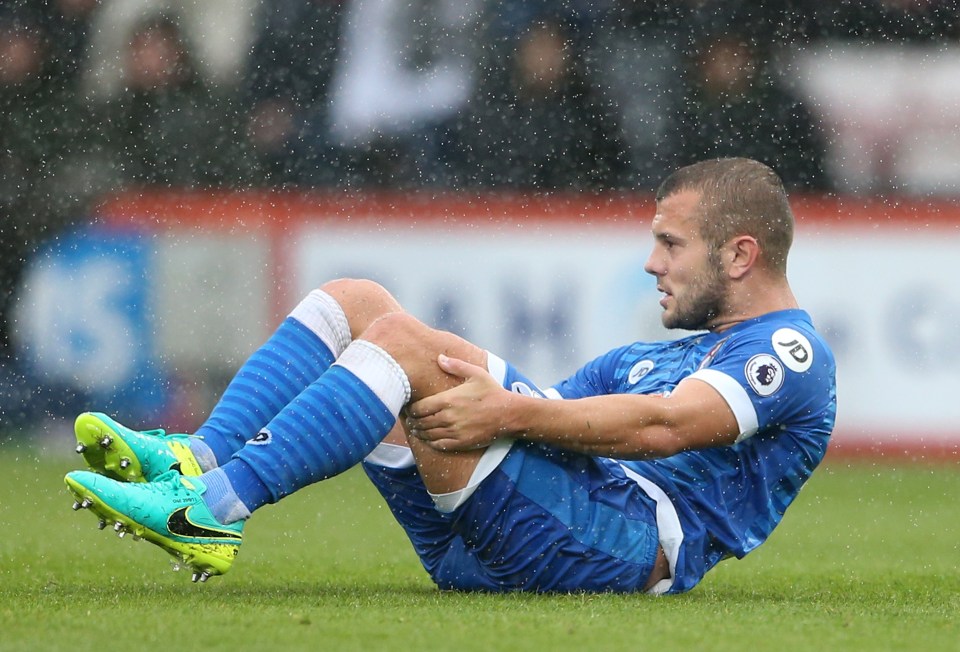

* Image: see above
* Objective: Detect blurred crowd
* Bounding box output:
[1,0,959,365]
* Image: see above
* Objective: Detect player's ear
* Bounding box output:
[726,235,759,279]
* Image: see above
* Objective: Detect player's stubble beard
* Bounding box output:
[662,248,728,332]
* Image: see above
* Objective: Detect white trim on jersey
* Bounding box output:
[486,352,508,389]
[431,438,514,513]
[430,351,514,512]
[688,368,760,443]
[619,464,682,596]
[364,442,416,468]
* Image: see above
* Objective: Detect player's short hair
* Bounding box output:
[655,158,794,274]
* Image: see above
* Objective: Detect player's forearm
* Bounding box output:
[504,393,682,459]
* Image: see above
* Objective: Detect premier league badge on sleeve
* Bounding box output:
[744,354,785,397]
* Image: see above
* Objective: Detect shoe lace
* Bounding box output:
[145,470,196,498]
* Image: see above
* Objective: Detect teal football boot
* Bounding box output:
[73,412,204,482]
[65,469,243,582]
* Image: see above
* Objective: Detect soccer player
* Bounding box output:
[65,157,836,593]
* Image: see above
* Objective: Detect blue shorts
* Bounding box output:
[362,359,661,593]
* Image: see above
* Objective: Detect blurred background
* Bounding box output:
[1,0,958,459]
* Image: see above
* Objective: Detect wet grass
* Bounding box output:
[1,435,957,652]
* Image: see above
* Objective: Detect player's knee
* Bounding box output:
[320,277,390,303]
[320,278,404,337]
[363,312,429,350]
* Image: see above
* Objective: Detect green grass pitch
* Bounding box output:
[0,436,956,652]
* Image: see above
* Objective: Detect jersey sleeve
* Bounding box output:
[688,324,836,442]
[548,345,633,399]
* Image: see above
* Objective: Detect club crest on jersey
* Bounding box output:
[744,354,784,397]
[628,360,655,384]
[772,328,813,373]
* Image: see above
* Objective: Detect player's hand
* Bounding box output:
[405,354,515,451]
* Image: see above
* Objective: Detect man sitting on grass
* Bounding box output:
[65,157,836,593]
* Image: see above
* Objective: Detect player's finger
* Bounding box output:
[406,395,444,418]
[404,412,447,432]
[437,354,485,379]
[409,424,451,442]
[422,435,471,452]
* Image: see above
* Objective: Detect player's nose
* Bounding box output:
[643,250,663,276]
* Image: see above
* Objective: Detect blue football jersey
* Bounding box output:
[548,309,837,593]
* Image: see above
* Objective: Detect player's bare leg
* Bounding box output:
[319,277,488,493]
[357,311,489,494]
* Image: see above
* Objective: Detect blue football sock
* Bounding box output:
[200,467,253,524]
[214,340,411,518]
[186,438,217,473]
[193,290,352,465]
